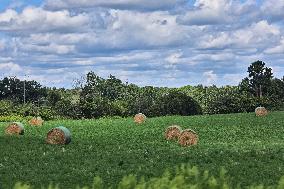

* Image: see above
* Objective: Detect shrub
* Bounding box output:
[11,165,284,189]
[0,115,33,122]
[157,90,202,116]
[38,106,57,120]
[0,100,13,116]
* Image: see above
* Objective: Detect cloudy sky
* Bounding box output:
[0,0,284,88]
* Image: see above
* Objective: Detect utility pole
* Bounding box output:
[24,75,26,105]
[24,75,27,104]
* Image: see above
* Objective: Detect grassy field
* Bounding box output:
[0,112,284,188]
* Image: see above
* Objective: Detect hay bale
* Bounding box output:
[178,129,198,147]
[134,113,146,124]
[255,107,268,116]
[46,126,71,145]
[29,116,44,126]
[5,122,24,135]
[165,125,182,140]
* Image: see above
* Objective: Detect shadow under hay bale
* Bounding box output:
[178,129,198,147]
[255,107,268,116]
[29,117,44,126]
[165,125,182,140]
[5,122,24,135]
[134,113,146,124]
[46,126,71,145]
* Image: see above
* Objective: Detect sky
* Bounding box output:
[0,0,284,88]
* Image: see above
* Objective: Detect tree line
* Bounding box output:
[0,60,283,120]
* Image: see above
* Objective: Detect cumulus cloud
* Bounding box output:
[0,62,22,75]
[261,0,284,22]
[177,0,234,25]
[0,7,90,33]
[199,20,280,50]
[203,70,217,85]
[0,39,5,51]
[265,38,284,54]
[165,52,183,64]
[16,10,195,54]
[44,0,186,11]
[0,0,283,88]
[177,0,263,26]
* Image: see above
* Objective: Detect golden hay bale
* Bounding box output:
[165,125,182,140]
[5,122,24,135]
[46,126,71,145]
[134,113,146,124]
[255,107,268,116]
[178,129,198,147]
[29,116,44,126]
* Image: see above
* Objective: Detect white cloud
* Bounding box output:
[101,10,190,48]
[203,70,217,85]
[261,0,284,22]
[177,0,233,25]
[44,0,185,11]
[199,20,280,49]
[16,10,193,53]
[0,62,22,75]
[265,38,284,54]
[0,9,17,22]
[0,7,90,33]
[23,43,76,54]
[192,52,235,62]
[0,40,5,51]
[223,73,246,85]
[165,52,183,64]
[0,0,283,88]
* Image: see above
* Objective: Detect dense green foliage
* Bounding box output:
[10,166,284,189]
[0,76,46,103]
[0,112,283,188]
[241,60,273,98]
[0,61,283,119]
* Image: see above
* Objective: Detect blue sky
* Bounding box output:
[0,0,283,88]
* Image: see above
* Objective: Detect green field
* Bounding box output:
[0,112,284,188]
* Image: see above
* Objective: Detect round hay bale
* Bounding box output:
[5,122,24,135]
[178,129,198,147]
[255,107,268,116]
[46,126,71,145]
[134,113,146,124]
[165,125,182,140]
[29,116,44,126]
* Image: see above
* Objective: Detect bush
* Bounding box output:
[157,90,202,116]
[11,165,284,189]
[0,100,13,116]
[80,95,110,118]
[38,106,57,120]
[55,99,81,119]
[0,115,33,122]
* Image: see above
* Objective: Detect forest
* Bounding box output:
[0,60,283,120]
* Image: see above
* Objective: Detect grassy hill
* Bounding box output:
[0,112,284,188]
